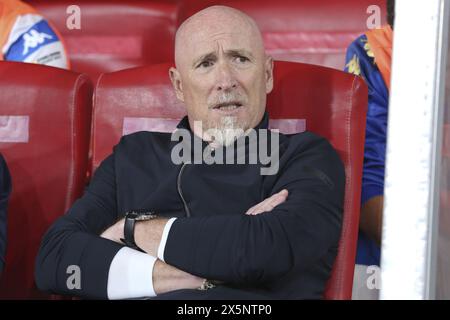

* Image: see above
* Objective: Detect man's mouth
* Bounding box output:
[212,102,243,111]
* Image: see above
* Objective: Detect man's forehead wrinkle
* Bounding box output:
[214,39,222,54]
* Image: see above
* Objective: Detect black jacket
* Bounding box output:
[35,113,345,299]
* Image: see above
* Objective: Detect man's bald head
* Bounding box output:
[174,6,265,68]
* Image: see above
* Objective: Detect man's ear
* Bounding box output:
[169,67,184,102]
[265,55,274,94]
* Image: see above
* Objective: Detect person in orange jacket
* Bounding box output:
[0,0,69,69]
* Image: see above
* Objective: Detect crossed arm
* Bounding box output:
[35,135,343,299]
[100,190,289,295]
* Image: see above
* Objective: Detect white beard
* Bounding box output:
[205,116,246,147]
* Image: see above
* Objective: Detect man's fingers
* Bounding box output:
[246,195,275,215]
[245,203,262,215]
[245,199,269,215]
[245,189,289,215]
[246,197,272,215]
[99,218,124,243]
[266,189,289,208]
[245,207,255,215]
[252,189,288,215]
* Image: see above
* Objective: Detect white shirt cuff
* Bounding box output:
[107,247,157,300]
[157,217,177,262]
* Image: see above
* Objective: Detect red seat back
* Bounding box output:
[29,0,177,80]
[0,61,93,299]
[29,0,387,73]
[267,61,367,299]
[177,0,386,70]
[31,0,387,74]
[91,63,185,172]
[92,61,367,299]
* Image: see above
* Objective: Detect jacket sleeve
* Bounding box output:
[163,136,345,285]
[35,153,123,299]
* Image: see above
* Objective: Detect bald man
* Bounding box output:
[35,6,345,300]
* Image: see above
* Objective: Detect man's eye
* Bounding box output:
[235,56,249,63]
[198,60,213,68]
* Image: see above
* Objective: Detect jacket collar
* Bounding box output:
[171,111,278,166]
[176,111,270,132]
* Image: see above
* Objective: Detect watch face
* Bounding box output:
[126,210,156,220]
[126,211,139,219]
[135,214,157,221]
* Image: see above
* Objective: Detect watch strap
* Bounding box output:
[120,216,145,252]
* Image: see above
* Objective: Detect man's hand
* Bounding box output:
[101,219,210,295]
[360,195,383,246]
[100,218,125,243]
[100,192,288,296]
[101,189,289,249]
[134,218,169,256]
[153,259,205,295]
[100,217,169,257]
[245,189,289,215]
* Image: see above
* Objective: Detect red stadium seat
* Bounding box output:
[28,0,386,75]
[91,61,367,299]
[267,62,368,299]
[29,0,386,75]
[0,61,93,299]
[29,0,177,80]
[177,0,387,70]
[91,63,185,173]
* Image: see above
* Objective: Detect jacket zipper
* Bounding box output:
[177,163,191,217]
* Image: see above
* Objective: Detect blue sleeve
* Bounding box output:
[344,35,389,205]
[0,154,12,273]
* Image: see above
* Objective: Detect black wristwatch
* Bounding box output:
[120,210,157,252]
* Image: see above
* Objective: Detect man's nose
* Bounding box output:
[215,62,238,91]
